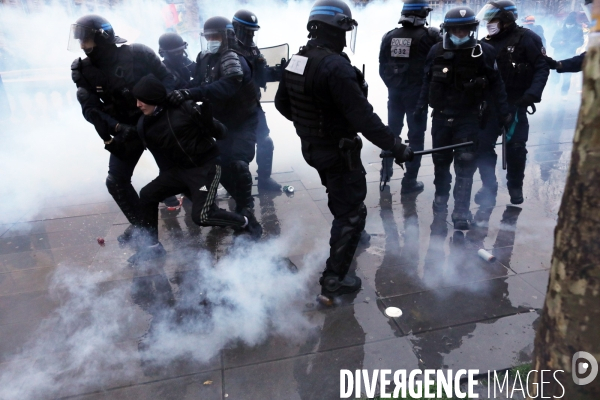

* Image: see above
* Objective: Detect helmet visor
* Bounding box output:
[67,24,97,52]
[442,24,479,50]
[346,25,357,53]
[475,4,502,24]
[200,30,229,53]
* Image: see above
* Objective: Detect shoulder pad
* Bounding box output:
[220,51,243,78]
[71,58,82,71]
[428,27,441,38]
[381,28,396,41]
[130,43,156,58]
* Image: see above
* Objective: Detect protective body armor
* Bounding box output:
[428,46,488,112]
[284,45,355,140]
[235,44,267,97]
[495,27,535,102]
[71,44,151,124]
[380,26,436,88]
[195,50,257,124]
[164,57,195,89]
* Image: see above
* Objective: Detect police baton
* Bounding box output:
[379,141,475,158]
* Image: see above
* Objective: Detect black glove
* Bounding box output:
[389,138,414,165]
[200,101,213,126]
[413,106,427,123]
[500,113,514,131]
[167,89,192,106]
[514,94,536,108]
[544,55,558,70]
[113,124,137,144]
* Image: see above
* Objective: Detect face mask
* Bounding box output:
[450,34,470,46]
[207,40,221,53]
[487,22,500,36]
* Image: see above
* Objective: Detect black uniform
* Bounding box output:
[135,100,248,245]
[163,56,196,89]
[71,43,176,227]
[557,52,585,73]
[275,38,397,282]
[188,49,258,212]
[379,23,440,186]
[478,25,549,202]
[417,42,510,224]
[235,42,281,185]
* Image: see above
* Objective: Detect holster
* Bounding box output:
[339,136,363,172]
[478,101,488,129]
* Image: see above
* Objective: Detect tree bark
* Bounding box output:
[528,11,600,399]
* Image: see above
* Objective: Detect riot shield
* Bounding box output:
[258,43,289,103]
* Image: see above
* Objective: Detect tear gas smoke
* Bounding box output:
[0,232,324,399]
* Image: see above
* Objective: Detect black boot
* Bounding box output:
[508,186,524,204]
[240,208,263,240]
[318,274,362,305]
[127,242,166,264]
[452,177,474,230]
[257,176,282,191]
[474,182,498,207]
[117,224,139,245]
[401,178,424,194]
[432,194,449,214]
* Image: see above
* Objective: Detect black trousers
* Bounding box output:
[301,140,367,279]
[431,113,478,217]
[138,160,246,244]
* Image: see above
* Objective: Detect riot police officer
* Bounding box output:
[476,0,549,205]
[275,0,413,302]
[416,6,511,230]
[379,0,441,193]
[158,32,196,89]
[68,15,176,243]
[168,17,259,216]
[232,9,282,191]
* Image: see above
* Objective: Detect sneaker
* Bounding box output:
[317,274,362,306]
[257,176,282,192]
[432,195,449,214]
[508,187,524,204]
[474,184,498,207]
[165,196,183,212]
[400,180,424,194]
[240,208,263,240]
[127,242,166,264]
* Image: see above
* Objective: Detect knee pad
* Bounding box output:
[432,152,453,166]
[258,135,274,152]
[105,174,122,192]
[455,150,476,163]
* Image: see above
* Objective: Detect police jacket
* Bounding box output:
[137,101,224,170]
[417,42,510,117]
[551,24,584,59]
[274,38,395,150]
[189,49,257,127]
[379,24,440,90]
[164,56,196,89]
[71,44,176,141]
[483,24,549,104]
[235,42,283,99]
[558,52,585,73]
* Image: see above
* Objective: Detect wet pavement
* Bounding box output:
[0,89,580,399]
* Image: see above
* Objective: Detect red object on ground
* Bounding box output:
[97,237,105,246]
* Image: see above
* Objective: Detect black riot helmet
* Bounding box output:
[67,14,126,53]
[233,9,260,47]
[307,0,358,53]
[201,16,236,54]
[399,0,433,27]
[158,32,187,58]
[441,7,480,50]
[476,0,518,25]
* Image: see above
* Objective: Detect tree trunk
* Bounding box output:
[528,7,600,398]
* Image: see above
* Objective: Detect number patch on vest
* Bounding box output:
[286,55,309,75]
[391,38,411,58]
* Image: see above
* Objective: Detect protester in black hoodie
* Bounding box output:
[129,75,262,262]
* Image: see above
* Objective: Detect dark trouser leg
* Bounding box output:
[106,148,144,225]
[383,90,405,181]
[475,110,499,206]
[402,86,426,182]
[451,119,479,229]
[431,117,453,199]
[301,142,367,281]
[506,107,529,190]
[138,171,186,246]
[255,108,274,179]
[187,162,246,228]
